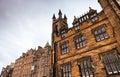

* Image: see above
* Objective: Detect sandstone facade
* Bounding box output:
[0,63,14,77]
[12,43,51,77]
[51,0,120,77]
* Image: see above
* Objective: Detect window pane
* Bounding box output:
[68,65,71,71]
[66,65,68,72]
[77,44,80,49]
[83,41,86,47]
[101,27,105,32]
[63,66,65,72]
[114,54,120,72]
[95,17,98,21]
[79,37,82,42]
[80,43,83,48]
[61,29,66,38]
[76,39,79,43]
[104,33,109,39]
[63,73,66,77]
[100,34,104,40]
[80,62,84,69]
[82,36,85,40]
[68,72,71,77]
[96,36,100,41]
[105,64,113,75]
[94,31,98,35]
[117,62,120,72]
[66,73,68,77]
[98,29,101,34]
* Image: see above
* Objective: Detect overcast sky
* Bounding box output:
[0,0,102,71]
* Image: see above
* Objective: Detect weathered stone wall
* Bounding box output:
[52,0,120,76]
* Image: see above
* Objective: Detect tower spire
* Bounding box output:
[64,14,67,19]
[52,14,56,21]
[58,9,62,18]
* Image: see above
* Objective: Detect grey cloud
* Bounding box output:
[0,0,102,71]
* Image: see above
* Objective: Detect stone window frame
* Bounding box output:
[74,25,80,31]
[60,41,69,55]
[100,49,120,76]
[60,26,67,38]
[74,34,86,50]
[77,56,94,77]
[92,24,109,42]
[60,29,66,38]
[60,62,72,77]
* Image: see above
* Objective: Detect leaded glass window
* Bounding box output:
[61,63,71,77]
[101,50,120,75]
[93,25,109,42]
[78,57,94,77]
[74,35,86,49]
[60,42,69,54]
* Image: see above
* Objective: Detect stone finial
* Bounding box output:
[52,14,56,20]
[45,42,50,48]
[74,16,76,19]
[64,14,67,19]
[58,9,62,18]
[89,7,92,10]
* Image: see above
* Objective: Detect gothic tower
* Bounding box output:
[52,9,68,43]
[51,10,68,77]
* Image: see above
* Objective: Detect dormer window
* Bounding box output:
[73,16,80,31]
[90,13,97,18]
[75,26,80,31]
[74,22,80,31]
[74,22,79,26]
[60,29,66,38]
[89,7,98,23]
[90,13,98,23]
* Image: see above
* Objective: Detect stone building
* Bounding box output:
[12,48,35,77]
[12,43,51,77]
[1,0,120,77]
[0,63,14,77]
[31,42,51,77]
[51,0,120,77]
